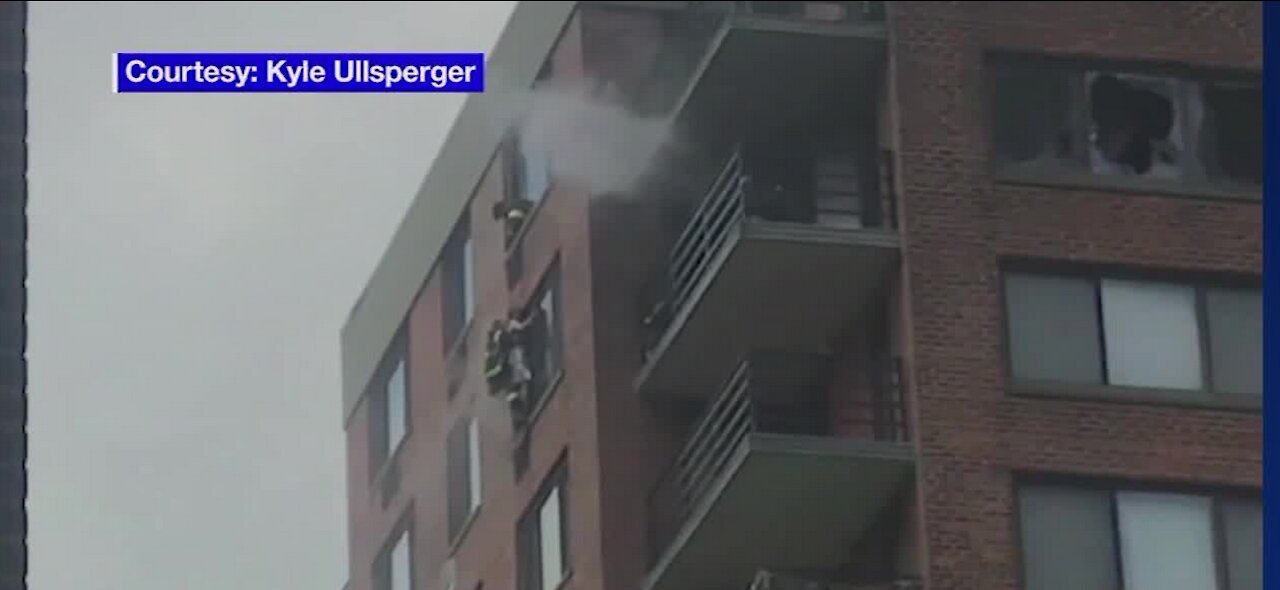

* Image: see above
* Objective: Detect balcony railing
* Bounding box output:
[646,351,908,565]
[642,147,897,358]
[664,150,749,324]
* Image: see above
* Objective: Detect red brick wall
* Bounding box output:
[888,2,1263,589]
[344,10,622,590]
[579,7,692,590]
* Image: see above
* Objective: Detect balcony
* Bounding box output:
[668,1,886,139]
[637,148,899,399]
[644,351,914,590]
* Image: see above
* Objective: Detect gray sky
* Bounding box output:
[27,2,515,588]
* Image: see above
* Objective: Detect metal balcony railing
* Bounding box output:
[642,147,898,356]
[646,351,908,565]
[665,150,749,323]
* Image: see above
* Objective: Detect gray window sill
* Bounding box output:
[993,165,1262,203]
[1010,380,1262,413]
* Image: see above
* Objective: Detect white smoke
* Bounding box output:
[481,80,678,198]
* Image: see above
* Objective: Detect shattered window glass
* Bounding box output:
[1086,72,1187,180]
[991,66,1078,172]
[1202,82,1263,187]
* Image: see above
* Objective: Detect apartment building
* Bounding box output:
[340,3,1263,590]
[0,2,24,588]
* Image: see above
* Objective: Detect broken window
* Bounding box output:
[990,58,1261,192]
[1086,72,1188,180]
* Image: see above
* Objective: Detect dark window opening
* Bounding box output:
[373,523,413,590]
[1202,82,1263,186]
[446,416,482,544]
[524,264,565,411]
[495,130,550,247]
[442,215,474,352]
[1087,73,1182,178]
[517,460,570,590]
[368,331,409,481]
[989,58,1261,192]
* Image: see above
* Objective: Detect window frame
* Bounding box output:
[368,327,412,483]
[517,458,572,590]
[1014,478,1261,590]
[999,262,1261,410]
[522,259,567,427]
[446,413,484,549]
[442,212,475,356]
[373,515,416,590]
[501,126,556,255]
[984,53,1262,200]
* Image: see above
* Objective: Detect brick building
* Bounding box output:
[340,3,1263,590]
[0,2,25,588]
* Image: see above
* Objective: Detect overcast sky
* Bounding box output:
[27,2,515,588]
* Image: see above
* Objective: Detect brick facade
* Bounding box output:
[344,3,1263,590]
[890,2,1262,589]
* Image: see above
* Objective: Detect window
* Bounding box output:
[374,525,413,590]
[442,216,475,351]
[388,359,408,449]
[519,133,552,205]
[369,334,410,478]
[525,264,565,411]
[518,462,570,590]
[1004,271,1261,401]
[468,418,482,511]
[989,58,1261,191]
[447,415,483,543]
[1019,484,1260,590]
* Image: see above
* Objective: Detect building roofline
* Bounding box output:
[340,1,578,424]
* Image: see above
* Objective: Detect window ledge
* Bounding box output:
[552,568,575,590]
[993,166,1261,203]
[1010,380,1262,413]
[447,506,483,556]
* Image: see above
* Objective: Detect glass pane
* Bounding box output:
[991,65,1077,170]
[539,486,564,590]
[1101,279,1203,390]
[521,135,550,203]
[463,236,475,324]
[1206,288,1262,395]
[1223,499,1262,590]
[1018,485,1119,590]
[1005,274,1103,384]
[1203,83,1262,186]
[391,531,411,590]
[1116,491,1218,590]
[539,285,559,375]
[468,418,482,512]
[387,359,407,452]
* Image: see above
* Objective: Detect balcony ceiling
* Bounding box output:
[671,16,886,142]
[636,222,899,399]
[644,433,915,590]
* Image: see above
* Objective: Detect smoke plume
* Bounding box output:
[481,81,678,199]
